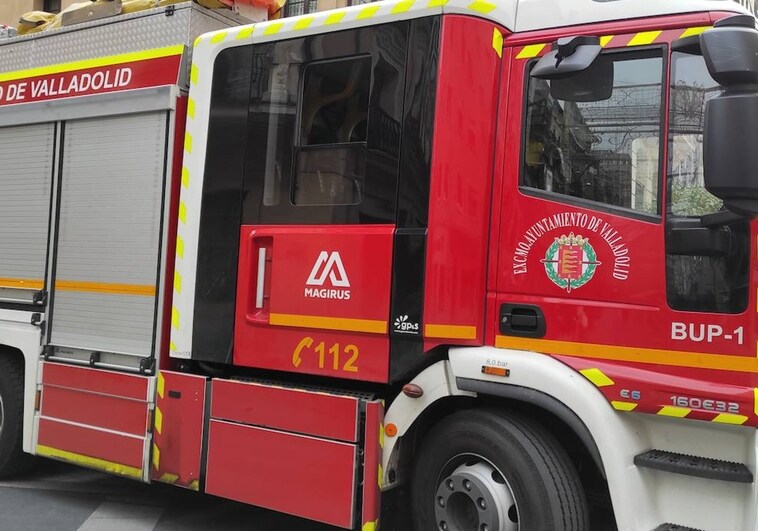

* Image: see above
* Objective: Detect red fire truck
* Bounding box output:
[1,0,758,529]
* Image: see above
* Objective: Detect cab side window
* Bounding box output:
[522,50,664,217]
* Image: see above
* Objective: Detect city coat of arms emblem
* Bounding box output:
[541,233,601,292]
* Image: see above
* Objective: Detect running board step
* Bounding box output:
[653,524,703,531]
[653,525,703,531]
[635,449,753,483]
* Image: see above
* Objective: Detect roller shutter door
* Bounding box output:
[50,112,167,357]
[0,123,55,303]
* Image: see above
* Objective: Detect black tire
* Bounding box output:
[411,409,589,531]
[0,354,34,478]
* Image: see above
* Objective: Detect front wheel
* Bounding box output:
[411,409,589,531]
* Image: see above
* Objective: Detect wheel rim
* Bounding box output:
[434,455,519,531]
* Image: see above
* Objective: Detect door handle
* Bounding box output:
[255,247,267,309]
[500,304,546,338]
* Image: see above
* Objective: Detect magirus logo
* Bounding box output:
[304,251,351,300]
[394,315,419,335]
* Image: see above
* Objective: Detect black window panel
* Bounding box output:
[666,52,749,314]
[293,144,366,206]
[241,24,408,226]
[192,45,253,363]
[522,50,664,217]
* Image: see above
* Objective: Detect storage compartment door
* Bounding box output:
[50,112,167,358]
[0,123,55,305]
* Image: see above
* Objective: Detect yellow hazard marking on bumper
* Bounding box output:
[263,22,284,35]
[186,99,196,120]
[190,64,199,85]
[657,406,691,418]
[363,521,378,531]
[611,401,638,412]
[392,0,415,13]
[492,28,504,58]
[680,26,710,39]
[181,167,190,188]
[54,280,155,296]
[172,307,180,329]
[159,473,179,484]
[468,0,496,14]
[157,372,165,399]
[324,12,346,25]
[580,368,614,388]
[628,30,662,46]
[0,277,44,290]
[155,406,163,434]
[358,5,380,18]
[0,45,184,84]
[210,31,228,44]
[176,236,185,258]
[178,202,187,224]
[184,132,193,153]
[37,445,142,480]
[174,272,182,294]
[270,313,387,334]
[516,44,546,59]
[293,16,314,30]
[712,413,748,425]
[152,444,160,470]
[495,336,758,374]
[425,324,477,340]
[236,26,255,40]
[600,35,614,47]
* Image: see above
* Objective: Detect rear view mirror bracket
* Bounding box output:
[530,35,602,80]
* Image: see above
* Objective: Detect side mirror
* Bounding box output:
[695,15,758,216]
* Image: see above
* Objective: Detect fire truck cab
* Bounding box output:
[2,0,758,530]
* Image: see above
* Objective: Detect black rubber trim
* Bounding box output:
[635,449,753,483]
[456,377,605,478]
[654,524,704,531]
[0,302,39,312]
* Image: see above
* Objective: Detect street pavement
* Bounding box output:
[0,460,338,531]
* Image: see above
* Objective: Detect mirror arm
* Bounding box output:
[700,210,743,228]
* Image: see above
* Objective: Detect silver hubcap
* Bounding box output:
[435,457,519,531]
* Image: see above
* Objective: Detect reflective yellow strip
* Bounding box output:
[425,324,477,340]
[152,443,160,470]
[172,306,180,329]
[186,99,196,120]
[174,271,182,294]
[189,479,200,491]
[468,0,496,14]
[179,202,187,224]
[184,132,193,153]
[190,64,199,85]
[612,401,638,411]
[169,341,177,352]
[377,463,383,489]
[600,35,614,47]
[712,413,748,425]
[358,5,380,18]
[236,26,255,40]
[210,31,228,44]
[379,423,384,449]
[680,26,710,39]
[263,22,284,35]
[492,28,504,59]
[293,16,314,30]
[181,166,190,188]
[754,388,758,416]
[0,277,44,290]
[194,36,203,47]
[159,473,179,484]
[628,30,662,46]
[516,44,546,59]
[157,372,165,399]
[0,45,184,83]
[657,406,691,418]
[154,406,163,434]
[391,0,415,13]
[580,368,614,388]
[55,280,155,296]
[428,0,448,6]
[37,445,142,479]
[495,336,758,374]
[270,313,387,334]
[324,12,346,25]
[363,521,378,531]
[176,236,185,259]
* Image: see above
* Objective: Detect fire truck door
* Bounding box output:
[228,25,410,384]
[498,32,756,404]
